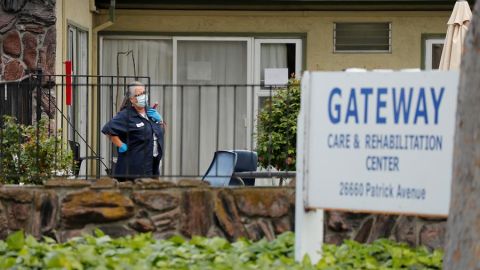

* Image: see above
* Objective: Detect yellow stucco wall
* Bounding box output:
[52,7,450,176]
[95,10,449,71]
[55,0,94,75]
[55,0,98,173]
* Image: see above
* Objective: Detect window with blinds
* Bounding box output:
[334,22,391,53]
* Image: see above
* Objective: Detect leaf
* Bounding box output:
[364,255,379,269]
[0,257,16,269]
[94,228,105,237]
[168,235,186,245]
[208,237,230,251]
[6,230,25,251]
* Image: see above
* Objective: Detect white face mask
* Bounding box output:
[135,94,148,107]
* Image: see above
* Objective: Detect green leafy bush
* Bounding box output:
[256,79,300,171]
[0,115,73,184]
[318,239,443,270]
[0,230,443,269]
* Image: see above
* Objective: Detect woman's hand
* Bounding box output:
[147,108,162,123]
[118,143,128,153]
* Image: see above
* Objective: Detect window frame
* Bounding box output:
[67,23,89,175]
[66,24,89,134]
[98,35,304,175]
[252,38,302,147]
[421,34,445,70]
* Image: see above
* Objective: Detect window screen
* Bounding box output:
[334,22,391,52]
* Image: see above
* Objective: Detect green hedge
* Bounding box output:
[0,230,443,269]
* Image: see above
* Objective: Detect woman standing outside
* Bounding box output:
[102,81,164,180]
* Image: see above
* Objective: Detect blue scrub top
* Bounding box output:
[102,106,164,178]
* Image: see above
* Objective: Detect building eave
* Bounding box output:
[94,0,475,11]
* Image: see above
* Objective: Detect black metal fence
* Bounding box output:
[0,78,34,125]
[0,71,298,185]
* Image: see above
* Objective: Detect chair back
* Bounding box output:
[232,150,258,186]
[68,140,81,176]
[202,151,237,187]
[68,140,81,161]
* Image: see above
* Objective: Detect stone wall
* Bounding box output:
[0,179,295,242]
[0,0,56,81]
[0,178,446,250]
[324,211,446,250]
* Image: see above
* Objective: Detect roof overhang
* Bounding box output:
[95,0,475,11]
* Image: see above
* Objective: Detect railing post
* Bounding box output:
[35,69,43,182]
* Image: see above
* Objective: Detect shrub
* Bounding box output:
[0,115,73,184]
[0,230,443,269]
[319,239,443,269]
[256,79,300,171]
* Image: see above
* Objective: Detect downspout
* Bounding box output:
[92,0,115,76]
[89,0,97,12]
[93,0,115,40]
[91,0,115,177]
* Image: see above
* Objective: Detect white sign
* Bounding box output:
[264,68,288,85]
[301,71,459,216]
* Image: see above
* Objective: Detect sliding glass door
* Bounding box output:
[173,38,252,176]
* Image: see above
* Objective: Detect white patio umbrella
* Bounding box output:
[439,0,472,70]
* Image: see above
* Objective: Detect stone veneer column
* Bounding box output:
[0,0,56,81]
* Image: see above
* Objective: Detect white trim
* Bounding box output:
[295,41,303,78]
[246,38,254,149]
[174,36,252,42]
[425,38,444,70]
[101,35,172,40]
[253,38,303,85]
[172,37,179,174]
[67,26,76,141]
[99,36,104,77]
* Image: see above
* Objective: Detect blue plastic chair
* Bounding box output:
[202,151,239,187]
[231,150,258,186]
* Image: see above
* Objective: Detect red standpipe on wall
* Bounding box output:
[65,60,72,106]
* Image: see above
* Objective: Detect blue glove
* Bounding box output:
[147,108,162,123]
[118,143,128,153]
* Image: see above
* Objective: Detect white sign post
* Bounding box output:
[295,71,459,262]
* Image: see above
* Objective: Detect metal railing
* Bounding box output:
[0,71,298,184]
